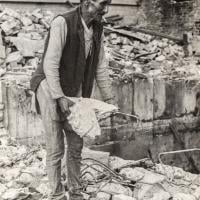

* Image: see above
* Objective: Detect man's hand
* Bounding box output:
[57,97,75,117]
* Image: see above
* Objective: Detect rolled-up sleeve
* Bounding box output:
[43,16,67,99]
[96,33,114,101]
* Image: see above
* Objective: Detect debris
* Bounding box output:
[9,37,44,57]
[113,194,136,200]
[173,193,196,200]
[6,51,23,64]
[1,19,21,35]
[105,27,147,43]
[96,192,111,200]
[99,182,133,196]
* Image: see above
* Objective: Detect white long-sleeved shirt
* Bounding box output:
[43,16,113,101]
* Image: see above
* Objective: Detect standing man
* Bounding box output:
[30,0,114,199]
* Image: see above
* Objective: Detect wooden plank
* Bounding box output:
[0,0,139,5]
[105,27,147,42]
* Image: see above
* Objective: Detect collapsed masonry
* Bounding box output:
[0,7,200,199]
[0,136,200,200]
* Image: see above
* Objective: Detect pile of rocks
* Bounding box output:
[105,31,200,82]
[0,7,54,82]
[0,7,200,86]
[0,134,200,200]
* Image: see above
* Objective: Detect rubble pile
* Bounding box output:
[0,7,199,87]
[0,136,49,200]
[105,31,200,82]
[0,7,54,87]
[82,156,200,200]
[0,135,200,200]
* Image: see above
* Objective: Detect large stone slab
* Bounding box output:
[133,78,154,120]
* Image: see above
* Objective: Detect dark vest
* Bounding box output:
[30,7,103,97]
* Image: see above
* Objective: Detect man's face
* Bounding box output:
[87,0,112,22]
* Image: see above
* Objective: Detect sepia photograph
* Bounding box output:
[0,0,200,199]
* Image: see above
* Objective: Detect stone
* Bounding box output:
[1,19,21,35]
[112,194,136,200]
[155,55,166,62]
[2,188,20,200]
[120,168,144,182]
[0,183,7,196]
[96,192,111,200]
[0,44,6,59]
[149,191,171,200]
[138,168,166,184]
[9,37,44,57]
[17,173,34,185]
[4,8,21,19]
[133,78,154,120]
[32,9,43,20]
[6,51,23,64]
[4,168,21,181]
[100,182,132,196]
[20,16,33,26]
[193,187,200,200]
[0,68,6,77]
[36,183,51,196]
[173,193,196,200]
[153,78,166,118]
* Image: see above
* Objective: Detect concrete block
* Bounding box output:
[119,82,133,114]
[153,78,166,119]
[164,80,185,117]
[183,79,197,114]
[133,78,154,120]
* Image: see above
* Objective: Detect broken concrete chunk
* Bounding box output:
[100,182,132,196]
[4,8,21,19]
[0,183,7,196]
[4,168,21,181]
[1,19,21,35]
[0,44,6,59]
[136,167,166,184]
[36,183,51,196]
[2,188,20,200]
[9,37,44,57]
[17,173,34,185]
[0,68,6,77]
[120,168,144,182]
[112,194,136,200]
[32,8,43,20]
[6,51,23,63]
[96,192,111,200]
[20,16,33,26]
[149,191,171,200]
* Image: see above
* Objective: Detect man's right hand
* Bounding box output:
[57,97,75,117]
